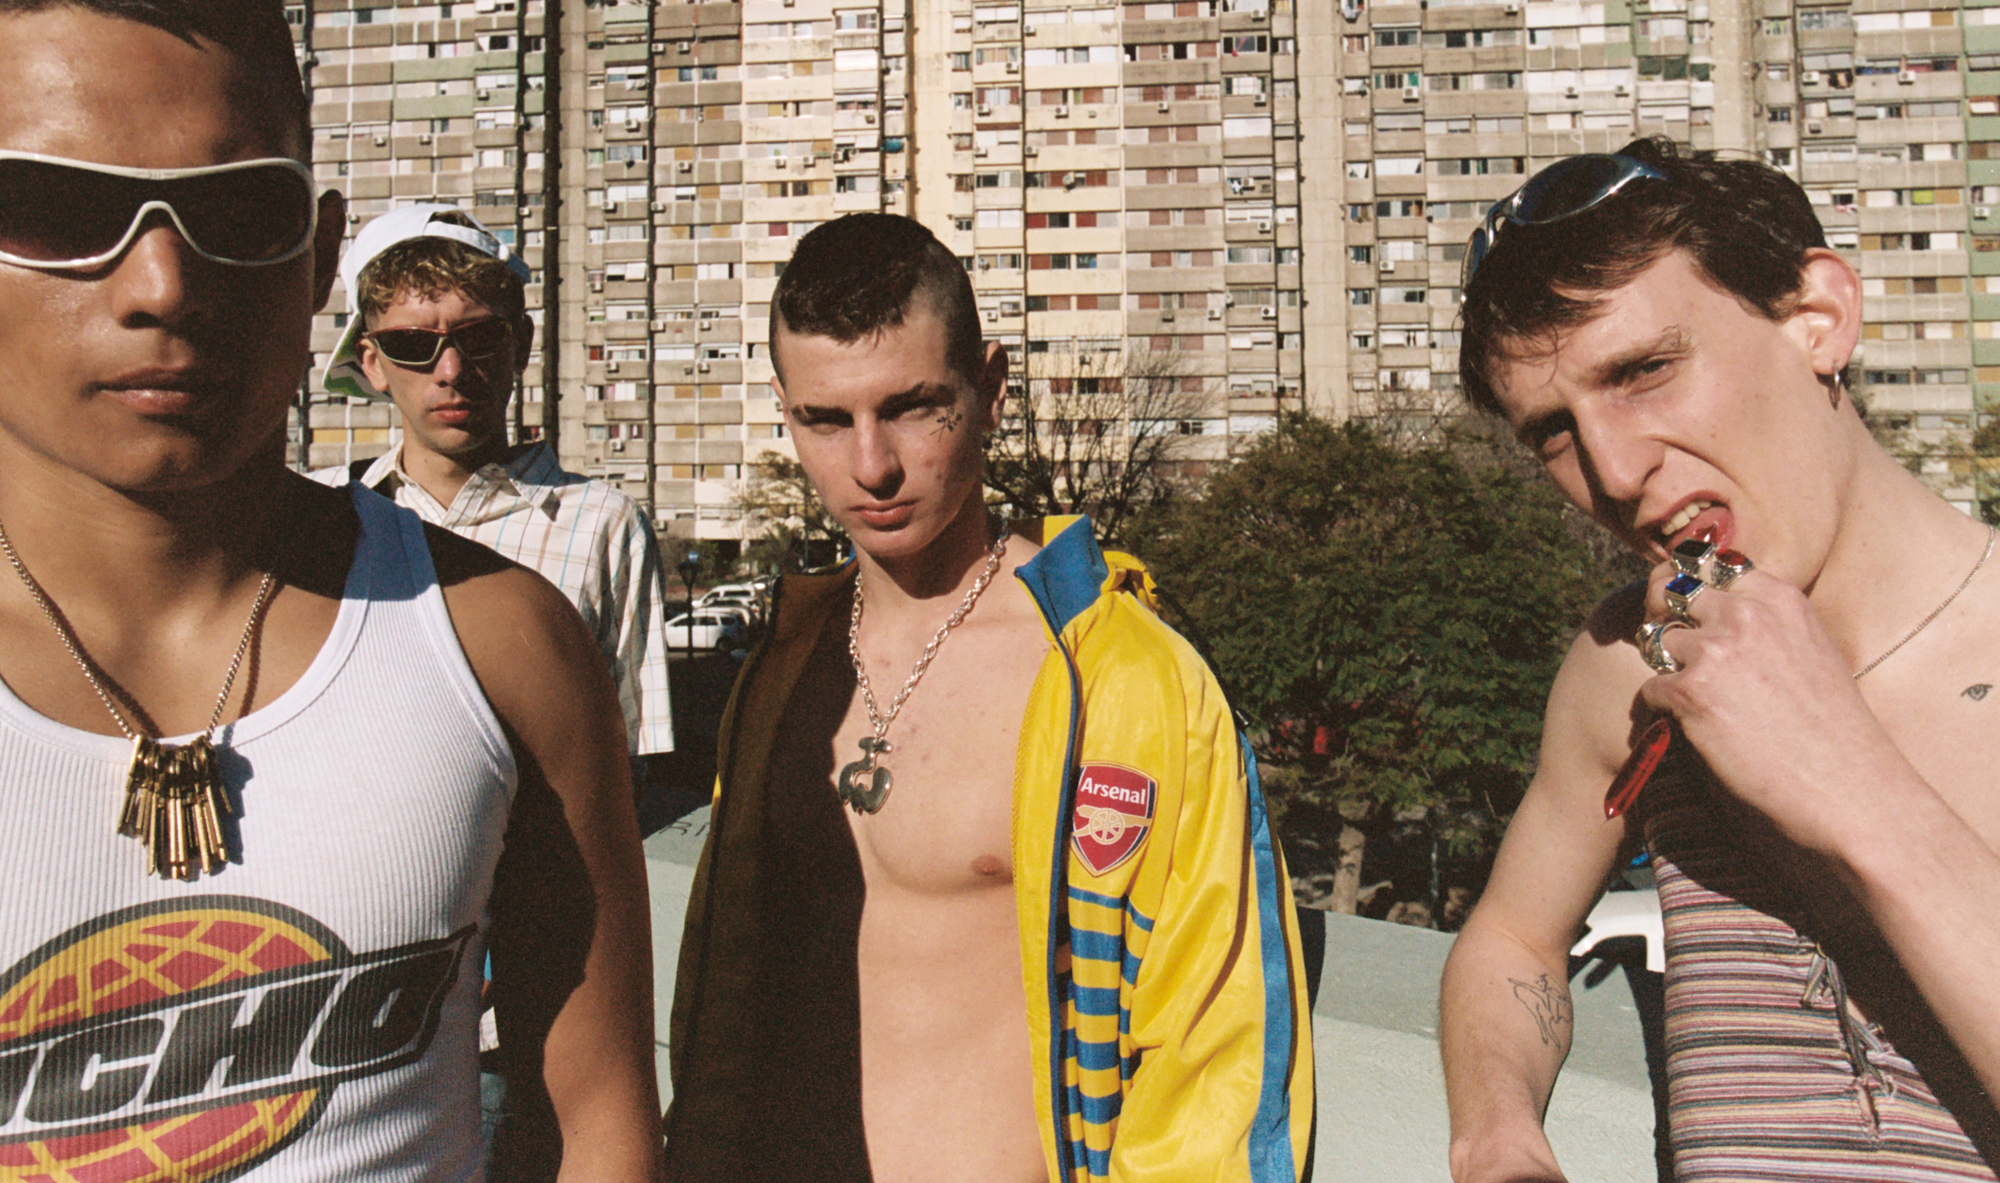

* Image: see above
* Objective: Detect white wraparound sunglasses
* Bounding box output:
[0,151,319,271]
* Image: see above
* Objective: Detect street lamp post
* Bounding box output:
[677,549,701,658]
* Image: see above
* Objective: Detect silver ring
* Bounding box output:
[1635,619,1693,673]
[1664,572,1707,621]
[1671,537,1715,577]
[1710,549,1753,590]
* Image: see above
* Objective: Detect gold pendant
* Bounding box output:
[837,736,893,814]
[117,735,231,880]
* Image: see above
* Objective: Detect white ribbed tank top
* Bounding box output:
[0,486,515,1182]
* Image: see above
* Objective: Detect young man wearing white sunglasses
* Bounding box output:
[0,3,660,1179]
[1440,137,2000,1182]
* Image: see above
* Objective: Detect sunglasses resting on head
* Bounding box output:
[0,151,319,271]
[1460,153,1665,291]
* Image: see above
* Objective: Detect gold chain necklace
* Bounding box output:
[0,518,277,880]
[838,523,1010,814]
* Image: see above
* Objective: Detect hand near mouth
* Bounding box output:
[1631,555,1904,857]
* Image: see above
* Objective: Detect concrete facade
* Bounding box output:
[294,0,1999,530]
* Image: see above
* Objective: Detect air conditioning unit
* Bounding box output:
[589,277,605,291]
[682,364,695,375]
[1158,100,1172,113]
[1979,205,1994,218]
[1379,258,1396,272]
[652,199,668,211]
[864,112,877,124]
[651,319,670,330]
[974,145,989,156]
[373,134,388,146]
[678,160,694,172]
[984,309,998,322]
[1802,70,1823,85]
[476,89,490,100]
[1898,70,1917,84]
[697,361,712,373]
[773,155,788,168]
[610,438,625,451]
[1615,83,1630,96]
[1253,92,1268,106]
[1024,144,1039,156]
[603,197,619,210]
[609,361,624,373]
[1260,306,1276,319]
[1055,104,1070,118]
[699,321,712,331]
[1064,171,1083,188]
[1023,23,1036,34]
[1402,87,1421,101]
[1005,61,1019,74]
[977,103,993,115]
[419,133,432,144]
[1807,120,1823,133]
[1257,220,1272,233]
[1161,308,1176,321]
[676,41,692,53]
[1251,9,1266,19]
[348,212,362,223]
[1564,85,1580,98]
[1206,307,1222,320]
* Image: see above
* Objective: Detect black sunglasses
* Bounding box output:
[363,319,516,369]
[0,152,319,270]
[1461,154,1665,291]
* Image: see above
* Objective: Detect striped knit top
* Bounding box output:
[1643,752,1999,1181]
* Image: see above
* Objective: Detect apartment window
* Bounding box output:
[1374,26,1417,46]
[1348,289,1374,306]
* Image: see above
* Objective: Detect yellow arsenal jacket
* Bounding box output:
[666,516,1313,1182]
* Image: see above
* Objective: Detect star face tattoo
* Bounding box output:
[1965,683,1992,702]
[936,405,965,434]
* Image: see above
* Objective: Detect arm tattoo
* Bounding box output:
[1509,974,1573,1047]
[1965,684,1991,702]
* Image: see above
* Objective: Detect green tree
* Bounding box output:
[1130,416,1614,916]
[1972,415,2000,526]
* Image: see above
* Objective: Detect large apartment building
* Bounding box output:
[294,0,1996,536]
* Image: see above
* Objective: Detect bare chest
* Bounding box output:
[836,621,1051,893]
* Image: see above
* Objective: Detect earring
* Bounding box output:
[1825,367,1848,410]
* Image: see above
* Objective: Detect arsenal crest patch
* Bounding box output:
[1071,763,1157,876]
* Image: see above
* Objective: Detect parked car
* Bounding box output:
[697,584,766,625]
[1570,862,1664,974]
[664,610,747,652]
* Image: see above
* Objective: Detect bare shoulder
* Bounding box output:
[1552,578,1659,771]
[424,524,614,733]
[1463,581,1652,948]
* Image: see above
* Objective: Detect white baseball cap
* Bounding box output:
[321,204,533,401]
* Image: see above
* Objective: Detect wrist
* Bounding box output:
[1449,1126,1565,1183]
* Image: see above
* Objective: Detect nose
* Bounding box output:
[851,416,903,496]
[1572,404,1662,509]
[107,213,213,331]
[432,339,466,384]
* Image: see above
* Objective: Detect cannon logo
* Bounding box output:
[1071,763,1156,876]
[0,897,471,1183]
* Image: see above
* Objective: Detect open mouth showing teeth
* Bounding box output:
[1658,499,1714,540]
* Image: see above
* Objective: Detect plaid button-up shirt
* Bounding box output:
[318,442,674,755]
